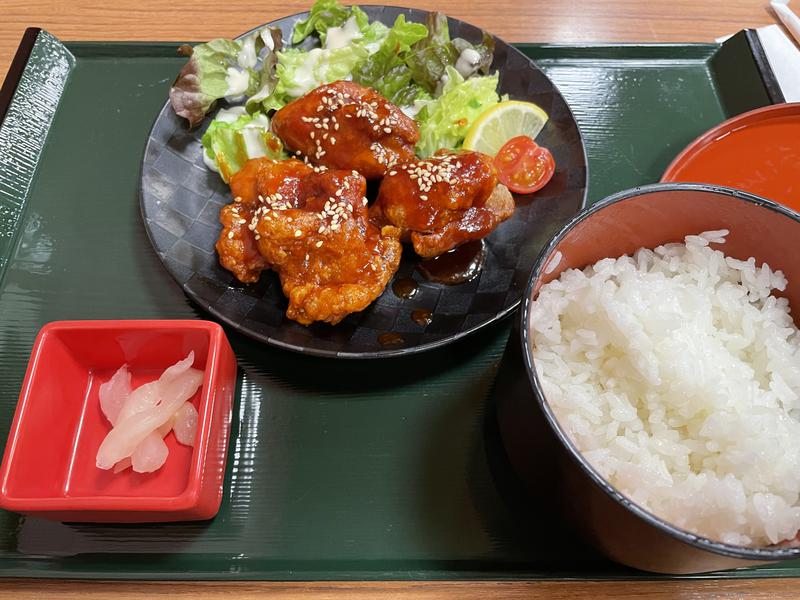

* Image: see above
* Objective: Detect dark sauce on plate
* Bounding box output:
[417,240,487,285]
[392,277,419,299]
[378,332,405,346]
[411,309,433,326]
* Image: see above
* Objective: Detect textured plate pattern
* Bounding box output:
[139,6,588,358]
[0,31,73,283]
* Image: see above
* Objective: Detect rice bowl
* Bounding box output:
[514,183,800,573]
[530,228,800,547]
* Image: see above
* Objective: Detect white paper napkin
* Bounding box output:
[757,24,800,102]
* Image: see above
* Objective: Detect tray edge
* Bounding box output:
[0,29,76,288]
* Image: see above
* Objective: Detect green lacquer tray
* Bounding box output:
[0,27,792,580]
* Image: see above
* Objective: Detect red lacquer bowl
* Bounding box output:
[0,320,237,522]
[662,103,800,212]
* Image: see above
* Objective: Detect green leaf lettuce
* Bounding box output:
[201,108,285,183]
[351,15,428,106]
[415,66,499,157]
[170,27,282,127]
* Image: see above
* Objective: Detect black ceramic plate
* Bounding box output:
[139,5,587,358]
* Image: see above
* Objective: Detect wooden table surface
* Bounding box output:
[0,0,794,598]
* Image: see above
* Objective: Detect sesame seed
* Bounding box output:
[334,122,340,130]
[388,170,397,176]
[227,230,234,239]
[254,234,260,240]
[294,229,302,237]
[234,196,242,203]
[316,240,323,248]
[420,195,428,201]
[305,253,309,261]
[383,127,391,133]
[318,225,325,233]
[335,189,343,197]
[310,131,315,139]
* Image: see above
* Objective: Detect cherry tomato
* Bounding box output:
[493,135,555,194]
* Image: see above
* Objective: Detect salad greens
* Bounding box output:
[406,12,494,96]
[351,15,428,106]
[292,0,353,44]
[405,12,457,95]
[416,67,499,158]
[170,28,282,127]
[173,0,503,181]
[201,108,285,183]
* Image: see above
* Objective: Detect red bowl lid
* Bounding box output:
[662,103,800,212]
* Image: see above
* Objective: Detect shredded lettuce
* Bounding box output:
[170,27,282,127]
[261,44,369,111]
[292,0,354,44]
[344,8,390,52]
[451,35,495,79]
[406,12,495,96]
[352,15,428,106]
[405,13,457,95]
[245,28,283,111]
[201,108,285,183]
[415,66,499,157]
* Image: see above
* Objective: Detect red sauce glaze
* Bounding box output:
[371,151,514,257]
[272,81,419,179]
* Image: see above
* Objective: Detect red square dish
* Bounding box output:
[0,320,237,522]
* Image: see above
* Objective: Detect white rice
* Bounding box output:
[530,230,800,547]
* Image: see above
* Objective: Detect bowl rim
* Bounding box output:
[519,181,800,560]
[661,102,800,183]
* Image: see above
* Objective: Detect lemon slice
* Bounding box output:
[463,100,548,156]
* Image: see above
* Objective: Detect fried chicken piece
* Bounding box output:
[215,158,313,283]
[253,167,402,325]
[370,150,515,258]
[272,81,419,179]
